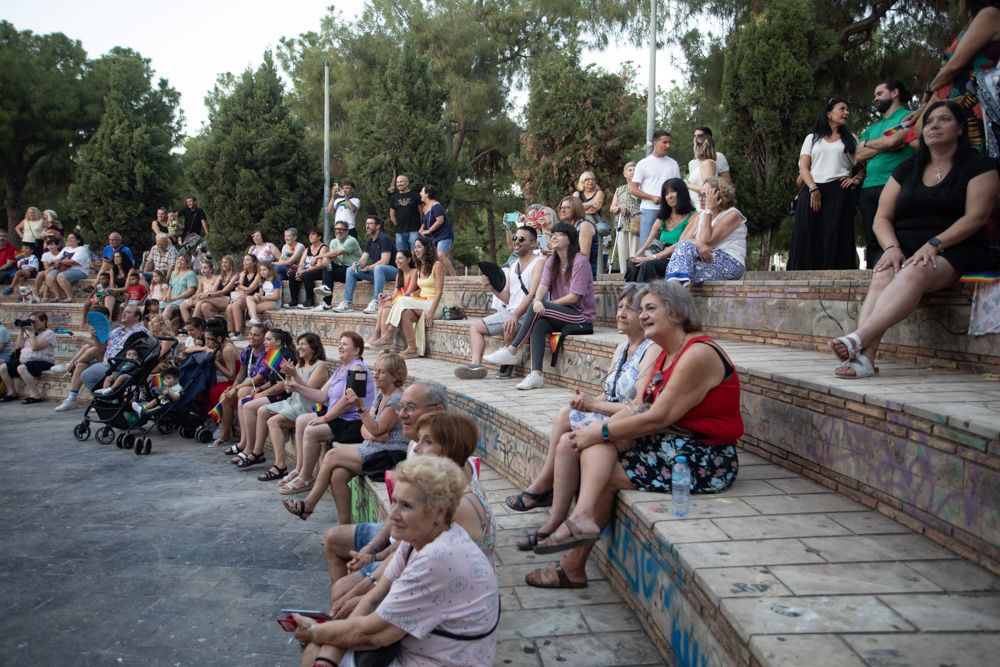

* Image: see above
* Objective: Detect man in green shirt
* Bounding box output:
[314,222,363,310]
[855,79,916,267]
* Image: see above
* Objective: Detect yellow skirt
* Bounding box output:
[386,296,444,356]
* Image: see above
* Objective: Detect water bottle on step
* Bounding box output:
[672,455,691,517]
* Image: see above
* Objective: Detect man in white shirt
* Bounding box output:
[326,181,361,238]
[630,130,680,249]
[455,226,543,380]
[693,127,733,184]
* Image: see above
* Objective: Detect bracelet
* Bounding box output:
[809,187,819,193]
[882,245,899,252]
[366,572,378,586]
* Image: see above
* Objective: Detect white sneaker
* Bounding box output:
[50,364,68,375]
[331,300,351,313]
[94,388,112,396]
[484,346,520,366]
[516,373,545,390]
[228,332,239,339]
[295,304,308,310]
[247,318,260,325]
[54,398,78,412]
[313,303,330,312]
[314,284,332,295]
[131,401,146,416]
[363,299,378,314]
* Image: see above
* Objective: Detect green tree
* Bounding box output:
[512,53,645,205]
[188,52,321,255]
[0,22,91,235]
[722,0,838,268]
[67,48,182,251]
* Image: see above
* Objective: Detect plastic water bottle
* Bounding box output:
[672,456,691,517]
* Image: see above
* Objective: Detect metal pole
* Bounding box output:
[645,0,657,155]
[323,61,331,242]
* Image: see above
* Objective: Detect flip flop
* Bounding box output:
[516,531,550,551]
[533,519,602,555]
[525,563,588,589]
[282,498,312,520]
[208,438,231,449]
[21,397,44,404]
[829,332,862,361]
[506,490,553,512]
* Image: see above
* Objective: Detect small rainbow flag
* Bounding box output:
[313,402,324,413]
[149,374,163,389]
[960,272,1000,284]
[15,248,31,261]
[264,348,284,372]
[548,332,562,354]
[208,402,223,423]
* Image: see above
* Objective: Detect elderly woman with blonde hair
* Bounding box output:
[664,176,748,286]
[291,455,499,667]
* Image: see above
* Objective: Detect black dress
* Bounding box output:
[891,150,997,275]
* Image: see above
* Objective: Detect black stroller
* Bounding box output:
[72,332,176,453]
[152,349,218,444]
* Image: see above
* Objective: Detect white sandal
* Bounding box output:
[829,332,862,361]
[835,355,877,379]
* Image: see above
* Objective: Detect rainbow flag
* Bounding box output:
[149,374,163,389]
[960,272,1000,284]
[313,402,324,413]
[264,348,284,372]
[548,332,562,354]
[208,402,223,423]
[15,248,31,261]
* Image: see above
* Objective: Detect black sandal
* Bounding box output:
[516,530,550,551]
[258,465,287,482]
[235,452,265,468]
[282,498,312,520]
[21,397,44,404]
[506,489,553,512]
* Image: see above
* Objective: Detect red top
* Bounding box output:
[0,242,15,269]
[642,334,744,445]
[127,284,148,302]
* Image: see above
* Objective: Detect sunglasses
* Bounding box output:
[512,236,530,243]
[642,371,666,402]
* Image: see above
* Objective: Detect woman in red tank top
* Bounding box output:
[527,281,743,589]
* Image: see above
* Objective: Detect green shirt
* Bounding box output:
[859,107,915,188]
[329,235,362,267]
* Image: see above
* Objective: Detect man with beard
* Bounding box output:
[854,80,915,267]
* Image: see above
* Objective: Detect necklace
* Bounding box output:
[932,167,944,181]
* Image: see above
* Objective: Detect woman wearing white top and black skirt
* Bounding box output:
[789,98,863,270]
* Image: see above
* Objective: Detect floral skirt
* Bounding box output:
[618,434,738,494]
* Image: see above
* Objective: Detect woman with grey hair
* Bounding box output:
[291,455,499,667]
[609,161,641,272]
[664,177,747,285]
[274,227,305,284]
[526,280,742,587]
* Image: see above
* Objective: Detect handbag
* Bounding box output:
[643,240,666,258]
[442,306,467,320]
[628,214,641,235]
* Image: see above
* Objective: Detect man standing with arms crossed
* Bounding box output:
[388,175,422,252]
[630,130,680,251]
[854,79,915,268]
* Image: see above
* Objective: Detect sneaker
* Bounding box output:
[2,287,12,296]
[295,304,308,310]
[313,303,331,311]
[496,365,513,379]
[331,300,351,313]
[483,346,520,366]
[53,398,78,412]
[50,364,68,375]
[363,299,379,315]
[314,284,332,296]
[516,373,545,390]
[228,332,240,339]
[94,388,112,396]
[454,364,488,380]
[230,334,244,342]
[131,401,146,416]
[247,318,260,325]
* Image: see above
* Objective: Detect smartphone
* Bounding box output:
[503,212,520,224]
[348,369,368,398]
[276,609,331,632]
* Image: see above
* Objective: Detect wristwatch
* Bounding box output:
[928,237,942,252]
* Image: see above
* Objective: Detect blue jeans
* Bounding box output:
[639,209,659,250]
[344,264,397,303]
[353,522,384,576]
[81,362,109,390]
[274,264,292,282]
[395,232,418,253]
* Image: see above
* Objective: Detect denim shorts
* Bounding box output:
[353,521,383,576]
[49,268,87,283]
[435,238,454,253]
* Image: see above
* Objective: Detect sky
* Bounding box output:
[1,0,686,136]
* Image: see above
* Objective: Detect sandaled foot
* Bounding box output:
[400,348,420,359]
[506,489,553,512]
[516,531,550,551]
[835,355,878,379]
[829,332,862,361]
[279,470,299,487]
[235,452,266,468]
[280,477,314,495]
[209,437,231,448]
[525,563,588,589]
[282,498,313,520]
[533,518,602,555]
[222,444,241,456]
[258,465,287,482]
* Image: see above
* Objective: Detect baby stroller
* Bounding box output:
[151,349,218,444]
[177,233,213,270]
[72,332,176,454]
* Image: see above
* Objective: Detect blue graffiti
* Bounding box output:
[671,619,708,667]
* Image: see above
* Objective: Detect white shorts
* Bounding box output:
[482,310,509,336]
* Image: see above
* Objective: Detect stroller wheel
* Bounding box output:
[179,425,196,439]
[73,422,91,442]
[143,437,152,454]
[135,437,148,455]
[95,426,115,445]
[122,433,135,450]
[157,416,176,435]
[196,427,214,444]
[115,433,125,448]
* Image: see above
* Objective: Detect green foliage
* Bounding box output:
[67,49,182,252]
[511,53,645,205]
[188,52,322,255]
[0,22,91,233]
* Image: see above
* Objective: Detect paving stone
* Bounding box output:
[799,534,957,562]
[676,539,826,569]
[741,493,866,514]
[716,478,786,497]
[514,580,623,610]
[721,595,914,641]
[769,562,943,595]
[825,511,912,535]
[494,638,543,666]
[496,512,550,530]
[694,566,793,605]
[712,513,852,540]
[497,606,589,640]
[904,559,1000,592]
[654,519,730,545]
[494,544,564,566]
[842,632,1000,667]
[750,634,867,667]
[627,496,762,526]
[878,593,1000,631]
[579,603,644,633]
[763,477,831,494]
[535,630,665,666]
[731,464,800,480]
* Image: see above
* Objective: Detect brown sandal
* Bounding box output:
[525,563,587,589]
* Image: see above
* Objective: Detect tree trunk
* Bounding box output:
[756,225,773,271]
[485,206,497,264]
[4,173,25,238]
